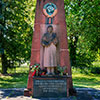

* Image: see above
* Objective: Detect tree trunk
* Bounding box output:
[1,54,8,74]
[70,35,78,67]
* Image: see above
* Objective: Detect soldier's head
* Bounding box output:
[47,25,53,33]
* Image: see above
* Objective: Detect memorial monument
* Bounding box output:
[24,0,75,97]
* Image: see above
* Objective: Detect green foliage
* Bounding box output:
[0,0,36,73]
[64,0,100,68]
[3,0,36,61]
[95,49,100,61]
[90,61,100,74]
[90,67,100,74]
[57,65,67,76]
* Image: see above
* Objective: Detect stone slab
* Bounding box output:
[33,76,67,98]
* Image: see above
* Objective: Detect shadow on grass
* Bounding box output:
[0,88,100,100]
[73,77,100,87]
[0,89,24,98]
[0,73,28,88]
[72,73,100,89]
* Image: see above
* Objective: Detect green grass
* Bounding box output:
[0,66,100,89]
[72,69,100,89]
[0,66,29,88]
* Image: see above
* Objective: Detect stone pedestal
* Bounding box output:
[26,0,74,96]
[33,76,71,98]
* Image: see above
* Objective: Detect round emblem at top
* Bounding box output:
[43,3,58,18]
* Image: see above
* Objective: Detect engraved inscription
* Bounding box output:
[33,78,67,97]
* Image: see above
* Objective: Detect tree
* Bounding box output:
[0,0,36,74]
[64,0,100,68]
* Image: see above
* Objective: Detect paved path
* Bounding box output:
[0,88,100,100]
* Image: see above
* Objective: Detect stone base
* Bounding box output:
[33,75,70,98]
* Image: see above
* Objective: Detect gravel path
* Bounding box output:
[0,88,100,100]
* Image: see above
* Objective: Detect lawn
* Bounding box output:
[0,66,29,88]
[0,66,100,89]
[72,70,100,89]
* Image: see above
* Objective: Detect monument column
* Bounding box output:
[25,0,74,96]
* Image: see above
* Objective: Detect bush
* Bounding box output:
[90,61,100,74]
[90,67,100,74]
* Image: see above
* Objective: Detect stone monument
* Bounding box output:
[24,0,74,97]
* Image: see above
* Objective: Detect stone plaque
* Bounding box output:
[33,76,67,98]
